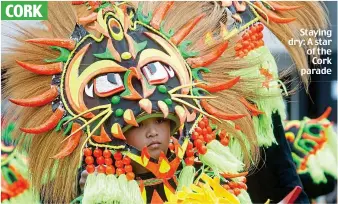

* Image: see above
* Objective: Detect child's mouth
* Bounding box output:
[147,141,161,149]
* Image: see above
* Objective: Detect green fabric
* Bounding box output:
[82,174,143,204]
[2,122,15,144]
[177,165,195,191]
[229,46,286,147]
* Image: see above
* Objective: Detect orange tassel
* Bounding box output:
[254,2,297,24]
[170,13,205,45]
[150,2,174,30]
[26,38,76,50]
[52,123,82,159]
[9,86,59,107]
[187,41,228,68]
[72,1,85,5]
[20,107,64,134]
[195,76,240,93]
[239,97,264,116]
[268,2,301,11]
[16,60,62,75]
[309,107,332,123]
[78,12,98,25]
[221,171,248,178]
[200,99,246,120]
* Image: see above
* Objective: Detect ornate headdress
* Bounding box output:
[2,1,327,203]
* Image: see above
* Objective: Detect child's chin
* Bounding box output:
[149,149,162,160]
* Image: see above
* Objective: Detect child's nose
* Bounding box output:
[146,127,158,138]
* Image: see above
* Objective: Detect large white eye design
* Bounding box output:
[142,62,175,85]
[92,73,125,97]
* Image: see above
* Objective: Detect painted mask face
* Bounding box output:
[60,6,196,151]
[13,2,256,180]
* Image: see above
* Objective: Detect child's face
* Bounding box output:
[125,118,171,160]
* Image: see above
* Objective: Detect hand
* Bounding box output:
[79,170,88,192]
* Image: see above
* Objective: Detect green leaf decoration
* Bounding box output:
[160,21,175,38]
[55,116,73,136]
[191,67,210,81]
[178,40,199,59]
[45,46,70,63]
[120,69,133,98]
[2,122,15,144]
[93,47,115,60]
[95,2,111,12]
[134,40,148,56]
[141,74,156,94]
[137,3,152,25]
[192,87,210,96]
[2,167,17,184]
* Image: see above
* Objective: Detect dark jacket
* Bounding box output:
[246,113,310,203]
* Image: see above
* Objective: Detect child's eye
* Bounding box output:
[156,118,166,124]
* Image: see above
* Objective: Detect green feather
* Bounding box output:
[136,3,152,25]
[178,40,199,59]
[45,46,70,63]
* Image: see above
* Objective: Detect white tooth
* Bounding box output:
[85,83,94,98]
[165,66,175,78]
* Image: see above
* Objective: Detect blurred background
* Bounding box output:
[263,2,337,203]
[264,2,337,123]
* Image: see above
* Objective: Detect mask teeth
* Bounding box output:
[110,123,126,140]
[139,99,152,114]
[184,106,197,122]
[123,109,139,127]
[175,105,187,125]
[92,126,112,143]
[158,101,169,118]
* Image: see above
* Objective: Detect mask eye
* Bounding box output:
[142,62,174,85]
[93,73,125,97]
